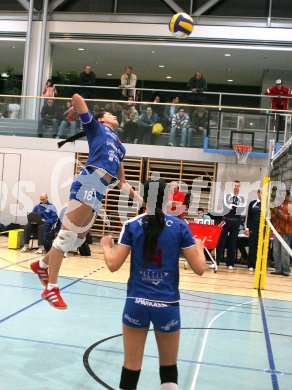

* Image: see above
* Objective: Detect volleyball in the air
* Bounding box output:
[169,13,194,38]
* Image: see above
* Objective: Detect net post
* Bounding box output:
[254,176,270,290]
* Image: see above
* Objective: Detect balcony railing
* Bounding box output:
[0,88,291,155]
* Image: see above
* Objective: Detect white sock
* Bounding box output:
[161,383,178,390]
[47,283,58,290]
[39,259,48,268]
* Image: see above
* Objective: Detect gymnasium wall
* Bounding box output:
[0,135,269,225]
[0,140,75,225]
[213,162,268,216]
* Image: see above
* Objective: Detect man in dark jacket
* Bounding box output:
[245,189,262,271]
[79,65,96,99]
[187,71,207,105]
[38,99,59,137]
[21,193,58,254]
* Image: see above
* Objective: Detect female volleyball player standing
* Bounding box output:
[30,93,142,309]
[101,178,206,390]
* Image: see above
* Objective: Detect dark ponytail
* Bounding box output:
[57,131,85,148]
[143,179,167,262]
[58,108,107,148]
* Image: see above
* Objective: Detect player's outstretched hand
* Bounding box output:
[100,235,114,248]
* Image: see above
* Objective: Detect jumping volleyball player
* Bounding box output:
[30,93,143,309]
[101,179,206,390]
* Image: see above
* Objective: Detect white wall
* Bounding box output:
[212,162,268,215]
[0,143,75,225]
[0,135,270,224]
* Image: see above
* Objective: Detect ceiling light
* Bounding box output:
[227,79,234,82]
[166,76,172,79]
[107,73,112,76]
[78,48,85,51]
[1,72,9,78]
[158,65,165,68]
[11,46,16,49]
[152,50,155,54]
[226,68,232,71]
[225,53,231,57]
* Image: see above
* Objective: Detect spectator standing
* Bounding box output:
[245,189,262,271]
[137,105,158,145]
[119,66,137,100]
[38,99,59,137]
[21,193,58,254]
[265,79,291,133]
[265,79,291,110]
[79,65,96,99]
[43,79,58,98]
[270,190,292,276]
[100,178,206,390]
[212,180,246,270]
[168,107,190,147]
[187,71,207,106]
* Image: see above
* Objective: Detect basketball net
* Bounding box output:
[233,144,253,165]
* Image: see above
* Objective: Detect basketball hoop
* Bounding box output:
[233,144,253,165]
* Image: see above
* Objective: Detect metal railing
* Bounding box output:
[0,91,291,153]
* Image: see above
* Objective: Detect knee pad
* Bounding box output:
[119,367,141,390]
[53,230,77,253]
[160,365,178,385]
[72,237,86,250]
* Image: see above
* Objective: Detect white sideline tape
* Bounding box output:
[266,217,292,258]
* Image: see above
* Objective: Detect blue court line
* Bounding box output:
[259,293,280,389]
[88,345,292,377]
[2,278,292,321]
[0,278,82,325]
[0,334,85,350]
[2,332,290,378]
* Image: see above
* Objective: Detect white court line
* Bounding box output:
[190,299,254,390]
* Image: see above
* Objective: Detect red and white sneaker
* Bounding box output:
[30,261,49,287]
[41,287,67,310]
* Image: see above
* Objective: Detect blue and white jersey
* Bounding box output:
[81,112,126,180]
[119,213,195,302]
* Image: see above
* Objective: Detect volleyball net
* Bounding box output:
[254,137,292,289]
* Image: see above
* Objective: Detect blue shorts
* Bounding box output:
[122,298,180,333]
[69,167,109,212]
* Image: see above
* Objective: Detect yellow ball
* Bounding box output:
[169,13,194,38]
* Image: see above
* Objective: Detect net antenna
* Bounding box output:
[232,144,253,165]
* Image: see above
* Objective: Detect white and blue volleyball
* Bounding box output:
[169,13,194,38]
